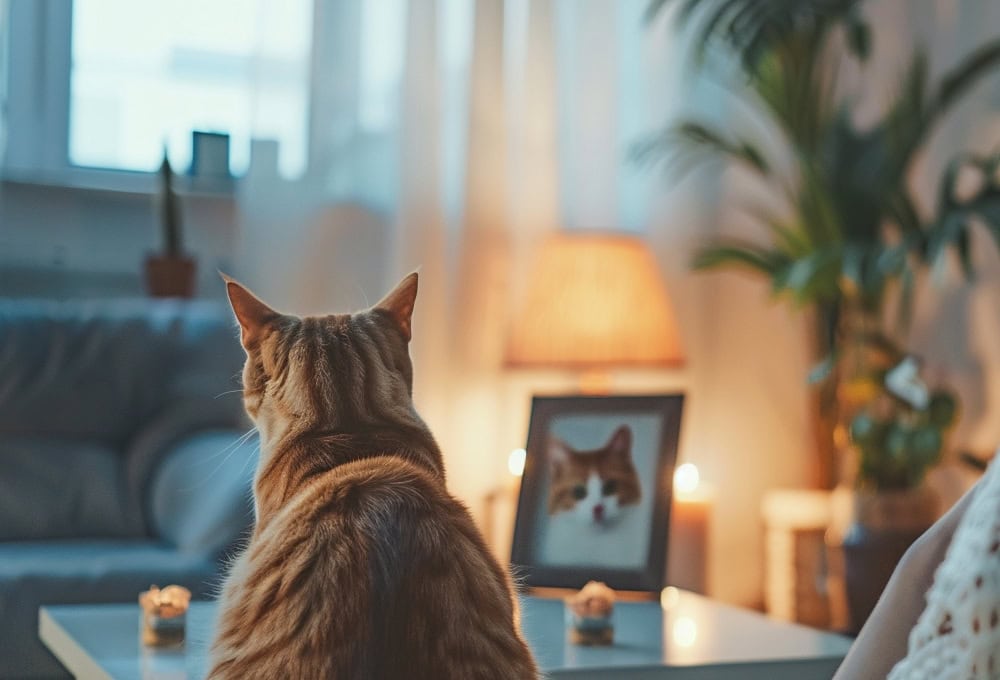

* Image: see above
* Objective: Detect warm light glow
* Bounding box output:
[672,617,698,648]
[508,449,526,477]
[674,463,700,494]
[505,233,685,367]
[660,586,680,611]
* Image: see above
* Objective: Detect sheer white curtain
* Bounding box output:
[234,0,767,596]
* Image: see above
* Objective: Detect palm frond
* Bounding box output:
[927,151,1000,271]
[771,249,842,303]
[646,0,863,69]
[631,121,773,182]
[741,203,815,257]
[692,241,790,276]
[928,40,1000,125]
[675,122,771,174]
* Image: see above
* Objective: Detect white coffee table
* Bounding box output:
[40,590,851,679]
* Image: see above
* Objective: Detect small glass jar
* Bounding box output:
[565,581,615,646]
[139,585,191,648]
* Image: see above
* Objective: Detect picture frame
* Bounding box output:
[510,394,683,593]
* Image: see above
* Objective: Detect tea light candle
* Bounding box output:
[139,585,191,648]
[668,464,713,594]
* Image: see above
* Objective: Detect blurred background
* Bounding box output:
[2,0,1000,664]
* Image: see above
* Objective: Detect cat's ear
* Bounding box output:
[221,273,281,350]
[375,272,418,341]
[547,437,571,468]
[606,426,632,460]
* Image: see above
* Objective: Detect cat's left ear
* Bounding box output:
[220,273,281,350]
[375,272,418,341]
[606,426,632,459]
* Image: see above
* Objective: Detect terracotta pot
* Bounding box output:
[144,254,197,298]
[841,485,939,633]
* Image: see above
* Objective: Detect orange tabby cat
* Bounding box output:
[209,273,538,680]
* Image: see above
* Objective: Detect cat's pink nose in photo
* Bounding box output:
[593,504,605,522]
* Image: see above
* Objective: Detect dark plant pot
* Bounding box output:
[144,254,197,298]
[841,486,938,634]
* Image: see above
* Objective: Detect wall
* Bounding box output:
[0,180,238,298]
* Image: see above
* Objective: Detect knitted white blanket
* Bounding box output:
[889,460,1000,679]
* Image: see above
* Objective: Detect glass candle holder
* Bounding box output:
[565,581,615,646]
[139,585,191,648]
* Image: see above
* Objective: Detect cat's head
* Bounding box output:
[222,273,421,447]
[547,425,640,525]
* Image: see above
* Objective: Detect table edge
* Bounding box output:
[39,606,115,680]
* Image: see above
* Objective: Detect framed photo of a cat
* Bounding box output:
[510,394,683,593]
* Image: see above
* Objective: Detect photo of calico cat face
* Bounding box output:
[547,425,641,526]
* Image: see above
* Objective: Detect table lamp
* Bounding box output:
[505,232,684,391]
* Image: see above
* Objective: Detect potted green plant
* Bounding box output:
[641,0,1000,630]
[145,151,196,297]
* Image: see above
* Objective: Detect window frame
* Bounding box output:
[4,0,72,181]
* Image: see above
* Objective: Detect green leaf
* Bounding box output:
[692,242,787,277]
[770,249,842,304]
[808,354,837,384]
[896,265,915,332]
[931,40,1000,123]
[647,0,864,72]
[845,12,871,61]
[956,228,973,280]
[675,121,772,175]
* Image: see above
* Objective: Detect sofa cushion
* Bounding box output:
[0,436,144,541]
[149,429,257,553]
[0,541,221,679]
[0,300,245,446]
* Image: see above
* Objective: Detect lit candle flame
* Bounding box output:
[508,448,526,477]
[674,463,700,494]
[660,586,680,611]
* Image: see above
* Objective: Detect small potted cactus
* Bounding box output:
[144,151,196,297]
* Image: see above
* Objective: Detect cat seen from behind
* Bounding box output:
[208,273,538,680]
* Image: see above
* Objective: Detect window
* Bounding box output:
[2,0,311,183]
[69,0,312,178]
[1,0,472,192]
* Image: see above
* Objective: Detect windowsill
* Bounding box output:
[0,167,238,198]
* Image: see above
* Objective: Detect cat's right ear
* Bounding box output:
[374,272,418,341]
[220,273,280,350]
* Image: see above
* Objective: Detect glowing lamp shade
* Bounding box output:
[506,233,685,368]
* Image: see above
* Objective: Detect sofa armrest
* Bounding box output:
[148,429,258,556]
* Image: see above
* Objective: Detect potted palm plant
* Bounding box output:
[145,151,196,298]
[641,0,1000,630]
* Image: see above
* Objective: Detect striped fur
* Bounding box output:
[210,274,538,679]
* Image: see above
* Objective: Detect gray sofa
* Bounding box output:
[0,300,257,679]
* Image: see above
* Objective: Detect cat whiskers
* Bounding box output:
[202,426,257,461]
[213,388,245,399]
[180,427,259,492]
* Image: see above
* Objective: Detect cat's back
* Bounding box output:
[240,454,538,680]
